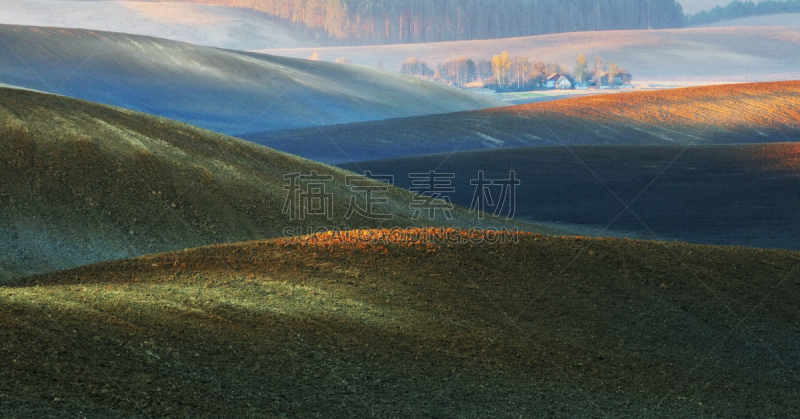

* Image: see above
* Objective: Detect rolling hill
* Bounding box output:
[258,26,800,83]
[2,230,799,417]
[0,87,540,282]
[340,143,800,250]
[0,25,502,136]
[250,81,800,164]
[0,0,317,50]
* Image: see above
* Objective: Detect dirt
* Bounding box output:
[253,81,800,164]
[0,87,549,282]
[2,229,799,417]
[341,142,800,250]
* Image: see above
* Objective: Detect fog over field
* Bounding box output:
[260,26,800,84]
[0,25,501,135]
[697,12,800,27]
[680,0,771,13]
[0,0,317,50]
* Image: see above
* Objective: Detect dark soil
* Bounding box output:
[2,230,799,417]
[0,87,542,281]
[341,143,800,250]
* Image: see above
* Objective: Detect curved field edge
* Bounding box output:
[340,142,800,250]
[252,81,800,164]
[2,230,799,417]
[0,24,502,135]
[0,87,544,282]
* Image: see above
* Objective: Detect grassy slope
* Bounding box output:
[259,26,800,81]
[250,81,800,164]
[0,25,502,136]
[2,230,799,417]
[340,143,800,250]
[0,87,545,282]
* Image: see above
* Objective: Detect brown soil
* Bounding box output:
[2,229,799,417]
[0,87,551,281]
[254,81,800,163]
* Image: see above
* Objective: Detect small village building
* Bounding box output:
[546,73,560,89]
[590,71,607,87]
[556,76,572,89]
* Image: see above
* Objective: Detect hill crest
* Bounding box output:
[0,24,502,136]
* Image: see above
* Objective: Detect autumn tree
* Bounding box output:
[574,54,589,84]
[308,51,321,61]
[492,52,511,88]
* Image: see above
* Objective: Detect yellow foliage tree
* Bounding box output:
[492,51,511,88]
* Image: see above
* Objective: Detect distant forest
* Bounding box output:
[146,0,685,44]
[685,0,800,25]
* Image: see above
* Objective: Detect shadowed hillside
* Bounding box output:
[341,143,800,250]
[250,81,800,164]
[2,230,799,417]
[0,88,540,282]
[0,25,502,135]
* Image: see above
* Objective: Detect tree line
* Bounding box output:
[400,53,632,90]
[144,0,685,44]
[685,0,800,26]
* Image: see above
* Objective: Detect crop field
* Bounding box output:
[2,230,798,417]
[253,81,800,164]
[0,87,536,282]
[259,26,800,83]
[0,25,501,135]
[1,7,798,415]
[341,143,800,250]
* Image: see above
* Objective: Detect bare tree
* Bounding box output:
[514,57,530,89]
[607,62,619,86]
[574,54,589,84]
